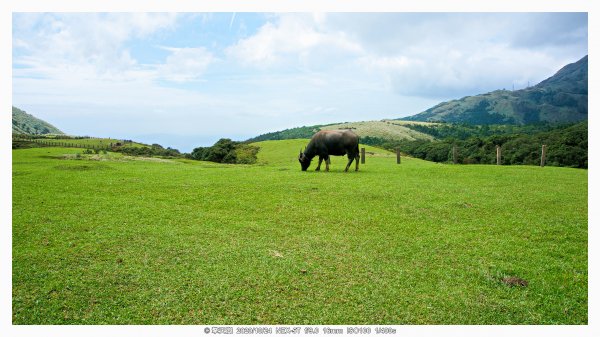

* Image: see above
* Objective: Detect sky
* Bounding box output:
[12,12,588,152]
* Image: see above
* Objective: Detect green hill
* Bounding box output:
[247,120,436,143]
[12,106,64,135]
[402,55,588,125]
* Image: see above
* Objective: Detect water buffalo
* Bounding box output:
[298,130,360,172]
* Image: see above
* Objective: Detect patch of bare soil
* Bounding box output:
[502,276,529,287]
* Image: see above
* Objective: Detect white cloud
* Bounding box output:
[13,13,179,82]
[158,47,215,82]
[127,13,179,37]
[322,13,587,98]
[13,13,219,85]
[225,13,587,98]
[12,13,589,150]
[358,48,563,98]
[225,13,363,68]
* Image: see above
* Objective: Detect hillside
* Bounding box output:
[12,106,64,135]
[402,55,588,125]
[247,120,436,143]
[396,121,587,168]
[321,120,436,141]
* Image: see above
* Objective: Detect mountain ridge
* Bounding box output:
[12,106,64,135]
[400,55,588,125]
[248,56,588,142]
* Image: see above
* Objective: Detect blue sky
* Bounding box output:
[12,13,588,152]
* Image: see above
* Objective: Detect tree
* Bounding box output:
[190,138,259,164]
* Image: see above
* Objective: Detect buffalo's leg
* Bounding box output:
[345,156,354,172]
[316,156,323,171]
[355,153,359,171]
[325,156,330,172]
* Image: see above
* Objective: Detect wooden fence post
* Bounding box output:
[496,145,501,165]
[452,146,458,164]
[540,144,547,167]
[361,147,365,164]
[396,149,401,164]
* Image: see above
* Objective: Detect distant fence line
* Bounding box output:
[14,138,550,167]
[12,134,132,142]
[359,144,549,167]
[12,135,120,151]
[13,134,107,140]
[449,144,548,167]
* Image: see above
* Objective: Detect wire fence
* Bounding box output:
[361,145,549,167]
[12,134,119,151]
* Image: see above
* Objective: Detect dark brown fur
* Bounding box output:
[298,130,360,172]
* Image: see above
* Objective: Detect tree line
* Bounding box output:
[246,125,330,142]
[115,144,182,158]
[363,122,587,168]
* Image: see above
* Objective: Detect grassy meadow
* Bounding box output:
[12,140,587,324]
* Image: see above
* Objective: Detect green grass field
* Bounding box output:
[12,140,587,324]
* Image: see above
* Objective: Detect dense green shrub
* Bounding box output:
[235,144,260,164]
[190,139,259,164]
[246,124,338,142]
[115,144,181,157]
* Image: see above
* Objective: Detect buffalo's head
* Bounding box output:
[298,149,311,171]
